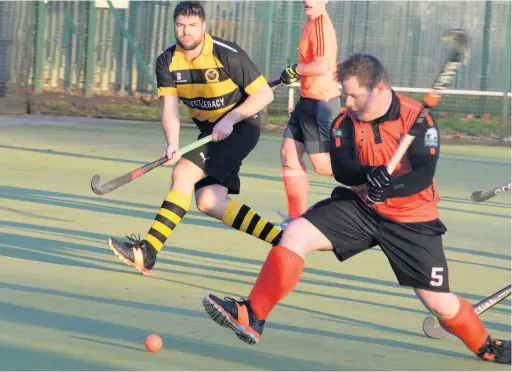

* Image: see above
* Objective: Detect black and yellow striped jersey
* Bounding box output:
[155,33,267,126]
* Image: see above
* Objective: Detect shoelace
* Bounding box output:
[479,338,504,358]
[224,297,248,305]
[125,233,145,249]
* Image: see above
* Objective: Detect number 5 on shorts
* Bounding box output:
[430,267,444,287]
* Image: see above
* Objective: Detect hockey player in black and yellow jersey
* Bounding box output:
[108,1,283,274]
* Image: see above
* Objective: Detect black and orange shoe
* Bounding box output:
[202,294,265,345]
[477,336,511,364]
[108,234,157,275]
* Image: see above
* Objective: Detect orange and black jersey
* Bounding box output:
[155,33,267,127]
[330,91,441,223]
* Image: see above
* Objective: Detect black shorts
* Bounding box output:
[182,117,260,194]
[283,96,340,154]
[303,187,450,292]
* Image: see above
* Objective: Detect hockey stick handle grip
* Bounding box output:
[386,134,415,174]
[268,79,281,88]
[180,134,213,154]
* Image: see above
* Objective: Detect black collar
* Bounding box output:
[369,90,400,125]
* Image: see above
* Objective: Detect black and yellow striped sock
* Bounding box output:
[144,190,192,252]
[221,200,283,245]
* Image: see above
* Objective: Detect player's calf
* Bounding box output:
[221,199,283,245]
[281,139,309,219]
[194,184,283,245]
[434,295,511,364]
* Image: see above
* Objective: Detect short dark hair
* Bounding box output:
[337,53,390,90]
[173,1,205,22]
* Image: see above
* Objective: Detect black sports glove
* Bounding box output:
[366,165,391,188]
[280,64,299,86]
[366,183,394,205]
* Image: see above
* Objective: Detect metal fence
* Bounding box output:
[1,0,510,135]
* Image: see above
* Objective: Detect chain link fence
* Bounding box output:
[1,0,510,137]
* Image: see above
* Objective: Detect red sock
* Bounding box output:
[248,246,304,320]
[438,296,489,353]
[282,166,309,219]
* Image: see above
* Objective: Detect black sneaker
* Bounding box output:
[107,234,157,275]
[202,294,265,345]
[477,336,511,364]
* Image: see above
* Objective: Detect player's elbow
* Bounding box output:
[258,84,274,106]
[332,169,350,186]
[265,84,275,102]
[332,168,362,187]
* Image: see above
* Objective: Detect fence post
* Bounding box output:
[284,1,293,65]
[168,1,176,46]
[263,1,274,80]
[262,1,274,116]
[0,2,15,97]
[33,0,46,94]
[500,4,511,140]
[478,0,492,117]
[410,17,421,88]
[107,0,154,92]
[84,1,96,97]
[347,2,357,54]
[362,0,370,52]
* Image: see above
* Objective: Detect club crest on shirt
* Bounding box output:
[205,69,219,83]
[331,128,342,138]
[424,127,438,147]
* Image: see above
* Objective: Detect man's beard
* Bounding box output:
[176,36,201,51]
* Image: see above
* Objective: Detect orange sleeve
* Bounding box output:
[311,15,325,57]
[310,15,337,58]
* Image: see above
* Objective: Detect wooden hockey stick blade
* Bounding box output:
[471,182,512,202]
[91,134,213,195]
[422,285,511,339]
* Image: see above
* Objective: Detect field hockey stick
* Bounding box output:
[386,29,470,174]
[91,77,280,196]
[268,76,282,91]
[422,284,511,339]
[471,182,512,202]
[91,135,212,195]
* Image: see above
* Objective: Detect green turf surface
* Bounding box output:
[0,120,510,370]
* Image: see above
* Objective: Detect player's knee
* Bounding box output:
[195,187,220,215]
[279,218,327,257]
[280,224,308,256]
[415,289,459,318]
[172,161,198,189]
[280,146,297,165]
